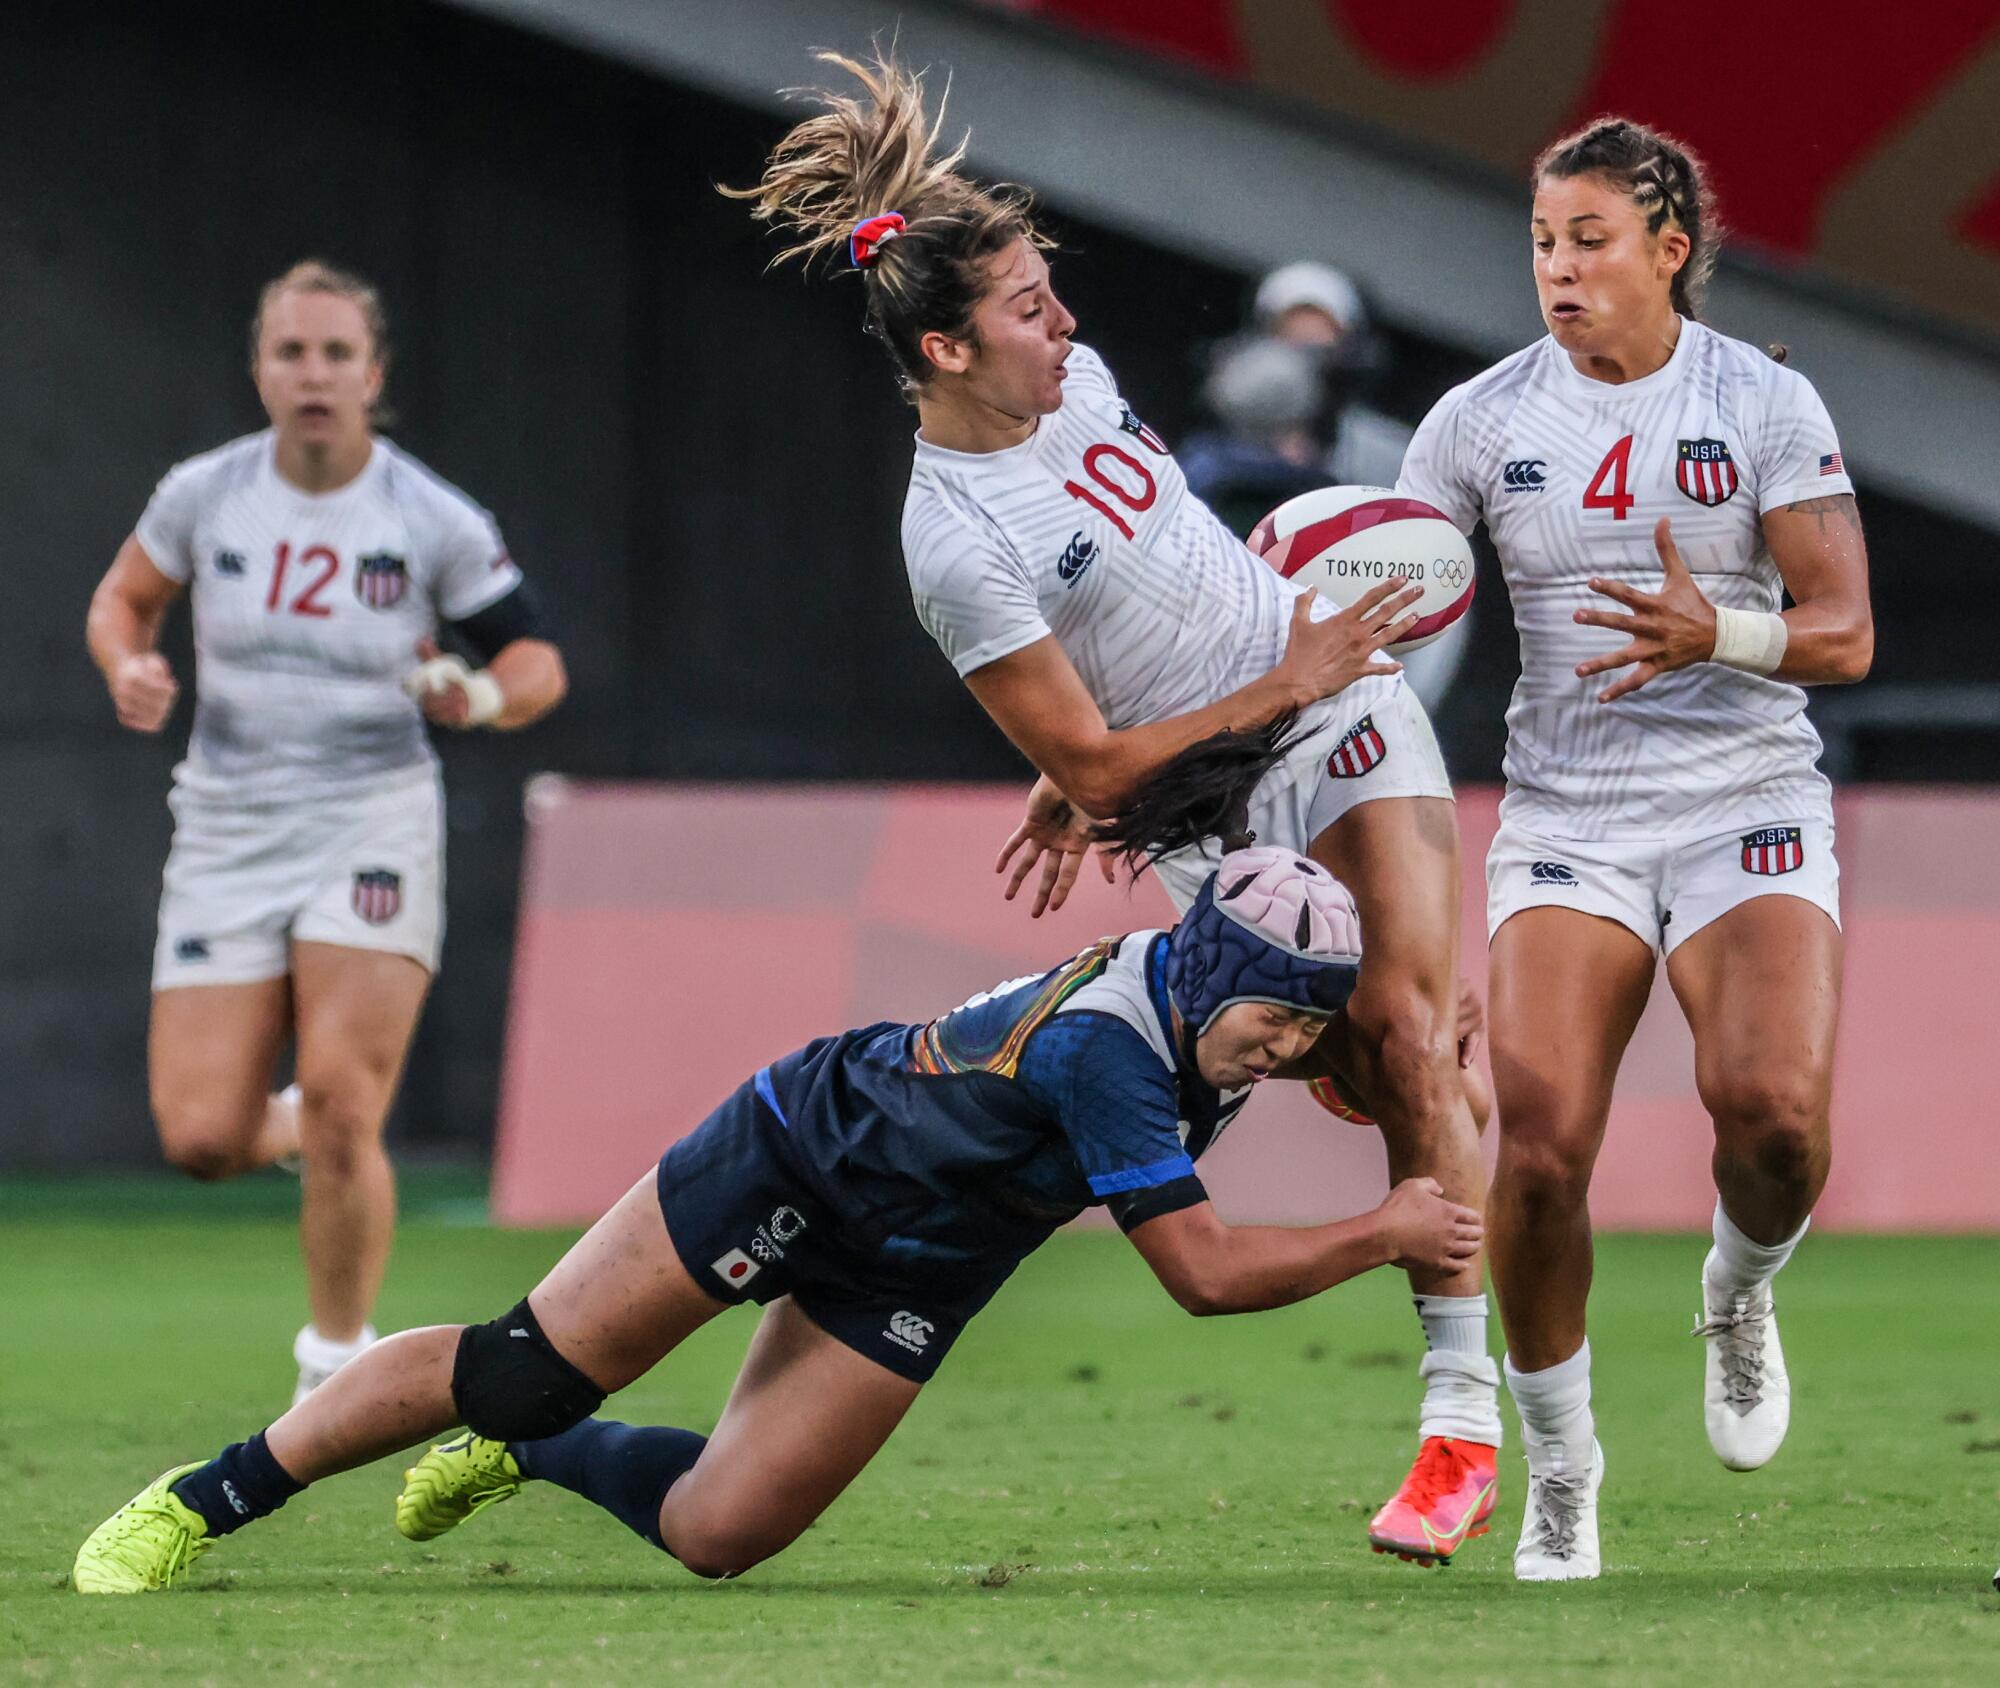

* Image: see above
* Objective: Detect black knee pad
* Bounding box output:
[452,1298,606,1442]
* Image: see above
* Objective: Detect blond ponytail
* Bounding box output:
[722,51,1048,396]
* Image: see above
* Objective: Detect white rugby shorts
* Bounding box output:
[1152,679,1454,911]
[152,767,444,989]
[1486,813,1840,957]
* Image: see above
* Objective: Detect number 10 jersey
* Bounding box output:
[901,344,1394,740]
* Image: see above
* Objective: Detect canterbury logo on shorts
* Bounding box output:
[1740,826,1804,876]
[1327,715,1387,779]
[884,1310,933,1353]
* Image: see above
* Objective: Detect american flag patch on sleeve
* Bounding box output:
[1818,452,1844,475]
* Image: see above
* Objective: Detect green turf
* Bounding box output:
[3,1195,1997,1686]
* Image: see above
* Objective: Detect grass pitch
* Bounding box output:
[3,1172,1997,1686]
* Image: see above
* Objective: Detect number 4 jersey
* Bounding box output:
[135,431,524,805]
[901,343,1397,737]
[1398,320,1855,839]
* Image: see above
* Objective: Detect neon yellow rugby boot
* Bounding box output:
[74,1464,213,1593]
[395,1432,523,1541]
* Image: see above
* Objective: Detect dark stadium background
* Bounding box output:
[4,0,1994,1169]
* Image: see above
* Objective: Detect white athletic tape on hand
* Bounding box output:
[1709,606,1789,676]
[402,654,505,726]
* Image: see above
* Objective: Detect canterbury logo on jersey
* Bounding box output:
[1056,531,1099,585]
[1502,459,1547,490]
[1326,716,1387,779]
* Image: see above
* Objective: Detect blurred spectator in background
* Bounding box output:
[1176,336,1326,539]
[1181,261,1471,712]
[1255,260,1411,489]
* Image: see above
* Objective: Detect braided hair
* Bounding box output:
[721,51,1051,399]
[1535,117,1721,320]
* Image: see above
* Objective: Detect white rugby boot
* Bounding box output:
[1514,1439,1603,1581]
[1695,1265,1790,1471]
[291,1323,378,1408]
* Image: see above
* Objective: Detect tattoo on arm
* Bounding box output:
[1775,493,1864,545]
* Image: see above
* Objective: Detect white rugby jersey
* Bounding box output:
[135,431,523,805]
[1399,319,1853,839]
[903,344,1393,740]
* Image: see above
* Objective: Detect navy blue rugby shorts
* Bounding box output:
[656,1063,1020,1384]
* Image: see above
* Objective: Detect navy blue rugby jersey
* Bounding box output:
[753,931,1252,1269]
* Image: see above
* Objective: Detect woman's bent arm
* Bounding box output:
[1126,1179,1480,1316]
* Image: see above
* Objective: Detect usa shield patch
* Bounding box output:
[1676,438,1739,507]
[355,551,409,609]
[1118,403,1170,455]
[351,868,403,924]
[1740,826,1804,876]
[1326,715,1387,779]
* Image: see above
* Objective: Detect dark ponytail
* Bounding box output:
[1097,711,1309,876]
[1535,116,1721,319]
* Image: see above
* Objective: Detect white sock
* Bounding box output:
[294,1322,378,1372]
[1414,1295,1502,1446]
[1505,1340,1594,1470]
[1415,1292,1488,1358]
[1704,1200,1807,1304]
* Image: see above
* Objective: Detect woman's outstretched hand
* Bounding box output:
[996,774,1116,918]
[1574,518,1719,703]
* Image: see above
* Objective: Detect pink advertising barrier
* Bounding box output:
[492,780,2000,1233]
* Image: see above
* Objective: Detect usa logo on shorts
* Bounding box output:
[351,868,403,923]
[1740,826,1804,876]
[355,551,409,609]
[1676,438,1739,507]
[1327,715,1387,779]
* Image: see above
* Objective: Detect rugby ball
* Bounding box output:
[1248,485,1474,653]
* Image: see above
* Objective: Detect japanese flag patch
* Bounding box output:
[710,1248,761,1291]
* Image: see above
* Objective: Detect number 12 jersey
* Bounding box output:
[136,431,523,806]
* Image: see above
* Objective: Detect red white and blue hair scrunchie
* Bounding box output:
[850,211,906,269]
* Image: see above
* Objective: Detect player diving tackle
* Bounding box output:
[75,849,1479,1592]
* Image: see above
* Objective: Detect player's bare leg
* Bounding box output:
[659,1299,921,1576]
[288,941,430,1395]
[1667,896,1841,1471]
[401,1171,917,1576]
[148,979,294,1180]
[1313,795,1499,1563]
[274,1170,721,1480]
[1487,906,1654,1578]
[78,1170,724,1591]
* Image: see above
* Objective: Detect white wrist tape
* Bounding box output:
[402,654,505,726]
[1709,606,1789,676]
